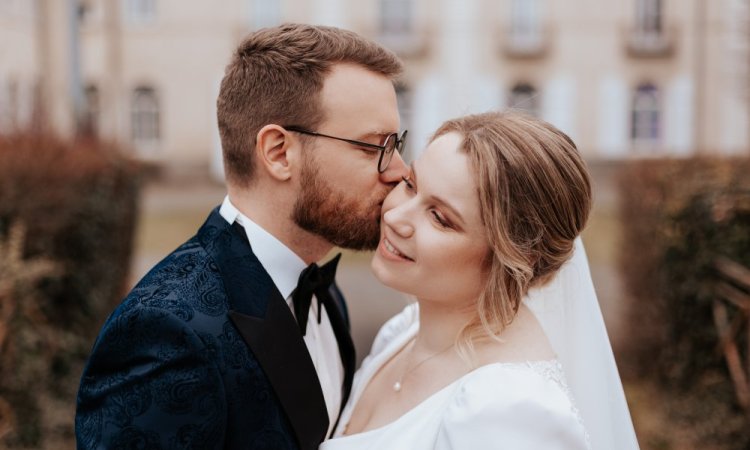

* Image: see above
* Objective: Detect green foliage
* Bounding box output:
[618,156,750,448]
[0,133,142,447]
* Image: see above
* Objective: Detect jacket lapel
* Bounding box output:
[326,284,356,435]
[228,306,328,450]
[200,211,328,450]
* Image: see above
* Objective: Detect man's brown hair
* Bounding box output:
[217,23,402,186]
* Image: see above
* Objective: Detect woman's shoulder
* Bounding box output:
[435,361,590,449]
[453,360,573,407]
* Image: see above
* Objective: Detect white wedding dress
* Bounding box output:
[321,304,591,450]
[322,240,640,450]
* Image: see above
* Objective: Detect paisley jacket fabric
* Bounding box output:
[75,208,355,450]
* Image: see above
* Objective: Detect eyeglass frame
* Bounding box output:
[284,125,408,173]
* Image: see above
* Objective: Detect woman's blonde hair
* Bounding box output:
[431,111,592,354]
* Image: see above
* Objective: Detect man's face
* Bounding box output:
[292,63,408,250]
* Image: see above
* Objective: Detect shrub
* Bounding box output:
[618,156,750,448]
[0,133,142,447]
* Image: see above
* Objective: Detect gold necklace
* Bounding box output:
[393,339,455,392]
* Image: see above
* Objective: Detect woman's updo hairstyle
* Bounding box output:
[431,111,592,346]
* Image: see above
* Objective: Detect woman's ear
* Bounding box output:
[255,124,297,181]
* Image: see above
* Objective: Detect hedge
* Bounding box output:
[0,133,142,447]
[618,156,750,448]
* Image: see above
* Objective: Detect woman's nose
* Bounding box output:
[382,204,414,238]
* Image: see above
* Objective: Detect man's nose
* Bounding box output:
[379,151,409,184]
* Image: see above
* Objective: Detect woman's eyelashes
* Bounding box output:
[401,175,414,190]
[431,210,451,228]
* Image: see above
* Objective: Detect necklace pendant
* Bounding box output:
[393,381,402,392]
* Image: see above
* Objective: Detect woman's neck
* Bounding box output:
[413,298,476,354]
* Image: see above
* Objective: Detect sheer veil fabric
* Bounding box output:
[524,238,640,450]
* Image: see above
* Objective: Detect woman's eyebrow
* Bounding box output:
[411,161,466,226]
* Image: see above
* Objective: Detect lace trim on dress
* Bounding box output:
[523,360,592,449]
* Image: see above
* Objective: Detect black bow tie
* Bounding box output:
[292,253,341,336]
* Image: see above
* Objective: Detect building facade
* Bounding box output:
[0,0,747,176]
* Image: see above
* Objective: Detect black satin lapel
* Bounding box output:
[229,293,328,450]
[324,286,356,436]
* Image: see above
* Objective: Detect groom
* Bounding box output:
[75,24,407,450]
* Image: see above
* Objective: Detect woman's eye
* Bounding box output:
[402,176,415,190]
[431,210,451,228]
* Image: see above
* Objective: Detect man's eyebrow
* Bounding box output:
[411,161,466,226]
[354,131,394,143]
[368,129,396,136]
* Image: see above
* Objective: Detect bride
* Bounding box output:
[321,111,639,449]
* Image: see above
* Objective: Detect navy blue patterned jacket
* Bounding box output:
[75,208,355,450]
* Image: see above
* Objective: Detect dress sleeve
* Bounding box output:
[434,365,590,450]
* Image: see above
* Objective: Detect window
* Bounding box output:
[0,79,19,132]
[635,0,662,34]
[380,0,412,35]
[510,0,541,39]
[509,83,539,117]
[82,84,100,136]
[124,0,156,24]
[78,0,105,25]
[248,0,280,30]
[131,86,160,148]
[78,0,93,23]
[505,0,547,56]
[631,83,660,147]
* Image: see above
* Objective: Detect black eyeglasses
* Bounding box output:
[285,126,407,173]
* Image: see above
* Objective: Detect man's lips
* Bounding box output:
[380,237,414,261]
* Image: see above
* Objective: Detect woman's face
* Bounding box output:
[371,132,490,306]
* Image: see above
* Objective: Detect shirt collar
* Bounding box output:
[219,196,307,300]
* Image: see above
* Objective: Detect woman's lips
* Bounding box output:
[379,237,414,262]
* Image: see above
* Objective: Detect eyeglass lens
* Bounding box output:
[378,134,397,172]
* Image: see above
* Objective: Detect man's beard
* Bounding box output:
[292,154,385,251]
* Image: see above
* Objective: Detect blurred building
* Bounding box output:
[0,0,748,175]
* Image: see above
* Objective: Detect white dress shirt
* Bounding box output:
[219,196,344,436]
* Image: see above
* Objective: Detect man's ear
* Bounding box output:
[255,124,297,181]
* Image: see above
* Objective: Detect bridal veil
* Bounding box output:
[524,238,640,450]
